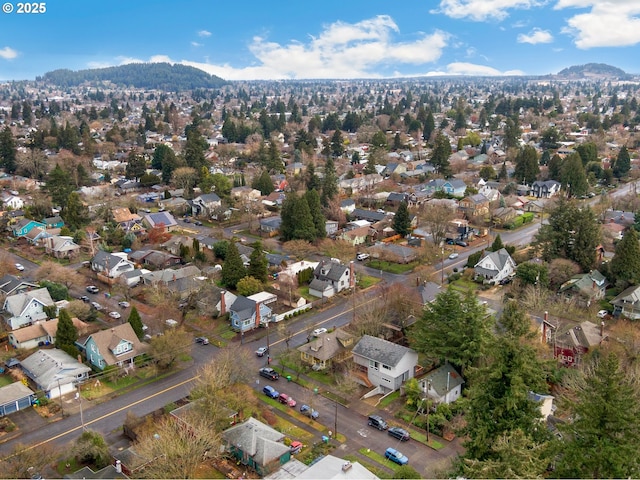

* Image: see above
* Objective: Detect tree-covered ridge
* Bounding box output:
[40,63,227,90]
[556,63,628,79]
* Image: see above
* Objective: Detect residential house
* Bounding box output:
[12,218,46,237]
[529,391,556,421]
[228,293,275,332]
[419,363,464,404]
[612,285,640,319]
[42,216,64,229]
[603,209,635,227]
[491,206,518,226]
[25,226,53,245]
[458,193,490,218]
[350,208,386,223]
[531,180,562,198]
[141,265,203,297]
[161,235,193,255]
[129,249,181,269]
[119,268,150,288]
[191,193,221,217]
[308,260,353,299]
[230,186,261,200]
[90,251,135,279]
[370,242,420,264]
[0,382,36,417]
[558,270,608,307]
[3,287,55,330]
[1,191,24,210]
[422,178,467,197]
[19,349,91,398]
[474,248,517,285]
[338,173,384,195]
[158,196,189,213]
[143,211,178,232]
[325,219,339,236]
[222,417,291,477]
[418,282,441,306]
[260,216,282,237]
[338,225,375,246]
[382,162,407,178]
[112,207,146,235]
[0,274,38,296]
[76,323,149,371]
[542,315,605,366]
[194,285,237,318]
[8,317,90,349]
[297,328,355,371]
[261,191,286,209]
[43,235,81,259]
[290,455,379,480]
[385,192,409,207]
[352,335,418,392]
[340,198,356,214]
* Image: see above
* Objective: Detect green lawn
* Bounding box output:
[367,259,418,274]
[358,275,381,289]
[407,427,445,449]
[0,374,13,387]
[358,448,402,472]
[378,390,400,408]
[343,454,393,479]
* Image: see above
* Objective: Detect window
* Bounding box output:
[369,360,379,370]
[382,364,391,370]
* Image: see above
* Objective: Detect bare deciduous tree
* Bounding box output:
[35,261,83,290]
[0,442,58,479]
[420,203,456,246]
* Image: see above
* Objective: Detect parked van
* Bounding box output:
[368,415,388,430]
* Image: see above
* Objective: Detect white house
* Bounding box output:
[308,260,353,298]
[352,335,418,393]
[1,191,24,210]
[419,363,464,404]
[19,349,91,399]
[8,317,89,349]
[474,248,516,285]
[3,288,55,330]
[90,251,135,279]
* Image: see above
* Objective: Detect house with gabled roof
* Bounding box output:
[0,382,36,417]
[419,363,464,404]
[222,417,291,477]
[228,293,274,332]
[142,265,204,298]
[19,348,91,399]
[531,180,562,198]
[43,235,81,259]
[612,285,640,320]
[129,249,181,269]
[0,274,38,296]
[3,287,55,330]
[422,178,467,198]
[191,193,221,217]
[1,190,24,210]
[112,207,145,235]
[12,218,46,238]
[43,216,64,229]
[8,317,90,350]
[458,193,490,218]
[143,211,178,232]
[90,251,135,279]
[297,328,355,371]
[352,335,418,393]
[76,323,149,371]
[558,270,608,307]
[25,226,54,245]
[308,260,353,299]
[418,282,441,306]
[474,248,516,285]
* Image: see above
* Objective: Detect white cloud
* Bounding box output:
[424,62,525,76]
[198,30,211,38]
[517,28,554,44]
[555,0,640,48]
[191,42,203,48]
[432,0,548,21]
[0,47,18,60]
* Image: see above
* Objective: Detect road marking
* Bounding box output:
[1,376,198,459]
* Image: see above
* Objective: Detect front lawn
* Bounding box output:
[367,259,418,274]
[358,448,402,472]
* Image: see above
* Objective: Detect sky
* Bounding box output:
[1,0,639,81]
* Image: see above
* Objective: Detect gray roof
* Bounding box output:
[314,261,349,282]
[4,287,54,316]
[222,417,289,466]
[352,335,414,367]
[423,363,464,397]
[475,248,513,273]
[0,274,38,295]
[20,349,91,391]
[91,250,129,269]
[145,211,177,227]
[418,282,441,305]
[230,295,257,321]
[0,382,35,406]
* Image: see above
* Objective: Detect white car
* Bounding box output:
[15,263,25,271]
[356,253,370,261]
[118,301,130,308]
[313,327,328,336]
[448,252,459,260]
[90,301,102,310]
[108,311,121,319]
[597,310,608,318]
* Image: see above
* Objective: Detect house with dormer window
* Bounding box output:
[474,248,516,285]
[76,323,148,371]
[228,293,275,332]
[3,287,55,330]
[112,207,146,235]
[90,251,135,279]
[308,260,353,298]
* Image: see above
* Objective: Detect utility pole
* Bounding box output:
[334,398,338,440]
[440,244,445,285]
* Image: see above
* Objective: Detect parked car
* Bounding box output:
[79,295,90,303]
[14,263,24,271]
[300,404,319,419]
[259,367,279,381]
[256,346,269,357]
[108,311,121,319]
[278,393,297,407]
[195,336,210,345]
[597,310,608,318]
[356,253,370,261]
[90,301,102,310]
[313,327,328,336]
[445,238,455,245]
[118,301,130,308]
[368,415,388,431]
[388,427,410,441]
[194,220,203,226]
[262,385,279,399]
[86,285,100,294]
[289,441,303,454]
[385,447,409,465]
[448,252,459,260]
[455,240,468,247]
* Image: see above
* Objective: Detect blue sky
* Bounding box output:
[1,0,639,81]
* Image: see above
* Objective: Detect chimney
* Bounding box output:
[220,290,226,315]
[255,301,261,329]
[115,460,122,474]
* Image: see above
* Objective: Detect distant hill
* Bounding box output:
[40,62,227,90]
[556,63,628,79]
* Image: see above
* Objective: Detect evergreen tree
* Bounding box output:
[610,227,640,287]
[62,192,90,230]
[548,153,563,180]
[613,145,631,178]
[55,309,79,356]
[330,130,344,157]
[431,132,452,177]
[423,110,435,141]
[0,126,17,173]
[247,240,268,283]
[306,163,321,191]
[221,241,246,289]
[280,193,316,242]
[151,143,176,170]
[411,288,493,374]
[513,145,539,184]
[252,170,274,196]
[44,164,74,208]
[303,189,326,239]
[560,152,588,198]
[266,138,283,173]
[321,157,338,206]
[363,156,377,175]
[125,151,147,180]
[497,162,508,181]
[555,353,640,478]
[184,125,208,173]
[392,200,412,237]
[490,234,504,252]
[128,306,144,340]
